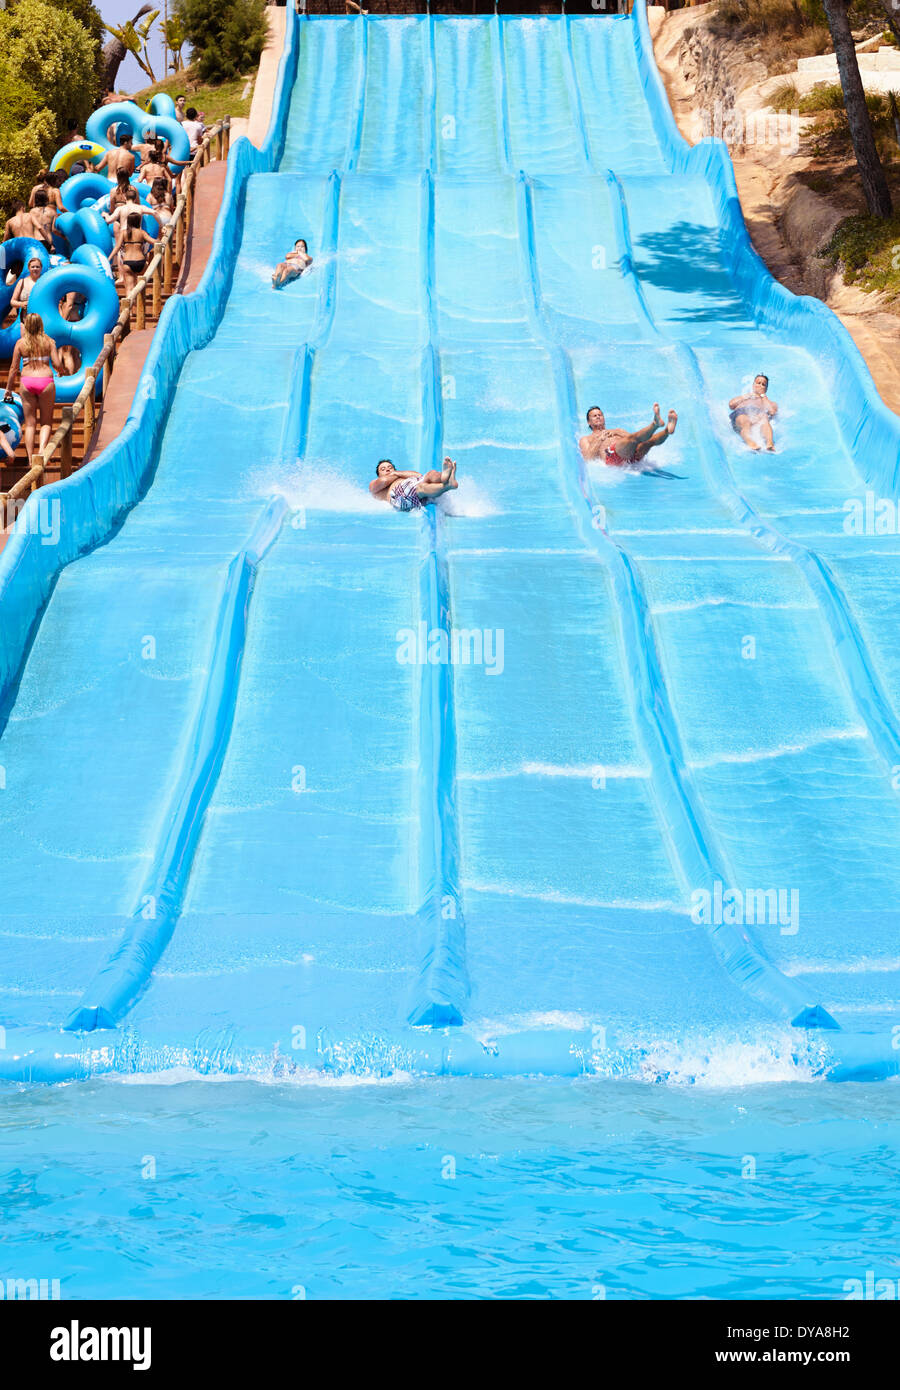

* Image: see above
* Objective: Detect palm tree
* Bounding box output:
[163,16,186,73]
[101,5,160,91]
[822,0,892,216]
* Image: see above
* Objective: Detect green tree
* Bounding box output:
[56,0,105,59]
[174,0,267,84]
[0,0,99,210]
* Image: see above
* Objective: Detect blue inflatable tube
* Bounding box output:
[55,208,113,255]
[28,265,120,404]
[61,171,114,212]
[71,244,115,281]
[85,101,191,173]
[146,93,177,118]
[0,238,50,278]
[0,396,24,454]
[0,317,21,358]
[0,239,49,339]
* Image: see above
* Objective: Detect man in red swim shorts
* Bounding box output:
[578,403,677,468]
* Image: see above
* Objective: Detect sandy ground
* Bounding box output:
[650,3,900,414]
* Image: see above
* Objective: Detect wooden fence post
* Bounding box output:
[60,406,74,479]
[164,234,174,294]
[84,372,96,438]
[175,209,185,266]
[102,332,114,396]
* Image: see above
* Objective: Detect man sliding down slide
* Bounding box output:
[579,404,679,473]
[370,457,459,512]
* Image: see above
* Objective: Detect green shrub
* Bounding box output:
[0,0,100,214]
[824,212,900,293]
[0,108,56,214]
[174,0,267,84]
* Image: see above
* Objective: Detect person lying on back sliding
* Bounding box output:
[370,456,459,512]
[578,403,677,467]
[729,374,777,452]
[272,239,312,288]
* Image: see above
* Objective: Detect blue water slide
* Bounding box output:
[0,8,898,1085]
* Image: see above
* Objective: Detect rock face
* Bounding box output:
[653,4,840,285]
[674,19,769,145]
[651,3,900,413]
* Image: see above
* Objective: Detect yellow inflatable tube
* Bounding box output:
[50,141,106,175]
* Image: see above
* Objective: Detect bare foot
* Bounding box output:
[653,402,663,428]
[666,409,677,435]
[446,456,459,489]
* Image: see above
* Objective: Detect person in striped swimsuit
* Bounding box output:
[369,456,459,511]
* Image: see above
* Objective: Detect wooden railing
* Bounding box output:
[0,116,232,529]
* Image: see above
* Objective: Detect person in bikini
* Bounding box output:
[579,404,678,467]
[3,312,62,463]
[9,257,44,317]
[728,374,777,451]
[112,211,159,299]
[102,169,141,226]
[369,457,459,512]
[148,177,175,226]
[137,141,172,193]
[272,238,313,288]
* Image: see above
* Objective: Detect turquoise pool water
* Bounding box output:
[1,1073,898,1300]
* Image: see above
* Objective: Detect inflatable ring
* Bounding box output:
[72,244,115,281]
[55,208,113,256]
[0,237,50,281]
[60,172,115,213]
[50,140,105,176]
[92,180,152,215]
[0,395,24,454]
[28,265,120,405]
[0,314,22,358]
[85,101,190,175]
[146,93,177,118]
[0,239,49,338]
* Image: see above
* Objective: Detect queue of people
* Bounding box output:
[0,98,210,469]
